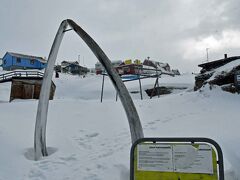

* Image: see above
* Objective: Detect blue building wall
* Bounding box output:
[2,53,13,69]
[2,52,47,70]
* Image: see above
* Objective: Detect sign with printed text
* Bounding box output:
[131,138,224,180]
[137,144,173,172]
[137,144,213,174]
[235,71,240,88]
[237,75,240,81]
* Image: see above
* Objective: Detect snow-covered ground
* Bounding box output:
[0,71,240,180]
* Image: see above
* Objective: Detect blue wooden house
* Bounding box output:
[0,58,2,67]
[2,52,47,70]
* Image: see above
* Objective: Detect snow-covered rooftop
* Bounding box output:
[6,52,47,63]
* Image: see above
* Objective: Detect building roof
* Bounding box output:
[5,52,47,63]
[62,63,87,69]
[61,61,79,65]
[198,55,240,71]
[143,59,157,68]
[143,59,169,69]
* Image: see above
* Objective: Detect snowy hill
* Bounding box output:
[0,72,239,179]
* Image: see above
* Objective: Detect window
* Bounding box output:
[16,57,21,63]
[123,67,129,73]
[4,60,6,64]
[30,59,35,64]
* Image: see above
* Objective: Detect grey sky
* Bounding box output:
[1,0,240,72]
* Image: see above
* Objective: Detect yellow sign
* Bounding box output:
[134,59,141,65]
[125,59,132,65]
[133,143,219,180]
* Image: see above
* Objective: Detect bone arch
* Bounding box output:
[34,19,144,160]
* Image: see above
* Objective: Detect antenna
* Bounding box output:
[206,48,210,62]
[78,55,80,64]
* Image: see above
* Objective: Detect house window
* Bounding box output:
[16,57,21,63]
[4,60,6,64]
[123,67,129,73]
[30,59,35,64]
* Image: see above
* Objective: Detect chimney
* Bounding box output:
[224,54,228,59]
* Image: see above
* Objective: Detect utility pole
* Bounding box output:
[206,48,209,62]
[78,55,80,64]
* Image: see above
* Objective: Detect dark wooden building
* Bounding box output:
[195,54,240,91]
[198,54,240,72]
[10,77,56,101]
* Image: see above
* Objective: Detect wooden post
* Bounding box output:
[116,91,118,102]
[138,77,143,100]
[150,77,158,99]
[100,74,105,103]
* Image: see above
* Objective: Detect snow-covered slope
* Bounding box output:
[0,72,239,179]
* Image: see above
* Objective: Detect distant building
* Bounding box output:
[2,52,47,71]
[142,58,172,75]
[115,64,143,75]
[95,60,122,75]
[0,58,2,67]
[172,69,181,75]
[89,68,96,74]
[198,54,240,73]
[54,65,61,72]
[61,61,88,75]
[95,62,104,75]
[61,61,78,67]
[195,54,240,91]
[115,59,143,75]
[143,59,171,72]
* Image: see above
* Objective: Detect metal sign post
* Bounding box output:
[130,138,224,180]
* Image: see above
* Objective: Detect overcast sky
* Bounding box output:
[1,0,240,72]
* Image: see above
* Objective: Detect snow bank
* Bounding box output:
[0,72,239,179]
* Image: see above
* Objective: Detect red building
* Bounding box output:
[95,60,143,75]
[115,63,143,75]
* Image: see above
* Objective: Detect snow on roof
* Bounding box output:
[7,52,47,63]
[207,59,240,81]
[143,59,169,68]
[214,59,240,72]
[61,61,79,65]
[199,56,240,71]
[111,60,122,64]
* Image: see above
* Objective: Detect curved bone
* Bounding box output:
[34,19,144,160]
